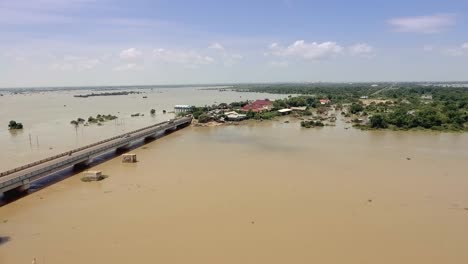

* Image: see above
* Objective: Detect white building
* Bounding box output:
[174,105,192,113]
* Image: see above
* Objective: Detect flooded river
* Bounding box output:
[1,88,468,263]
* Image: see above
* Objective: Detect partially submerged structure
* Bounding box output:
[122,153,137,163]
[82,171,104,181]
[290,106,307,111]
[174,105,192,113]
[225,111,247,121]
[278,109,292,115]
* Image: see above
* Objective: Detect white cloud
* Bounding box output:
[51,55,100,71]
[268,61,289,68]
[223,54,243,67]
[119,48,143,60]
[153,48,214,67]
[387,14,456,34]
[445,48,463,57]
[208,42,224,50]
[423,45,434,52]
[349,43,374,56]
[113,63,139,71]
[445,43,468,57]
[269,40,343,60]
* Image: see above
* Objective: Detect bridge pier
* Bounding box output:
[74,159,91,170]
[116,143,131,153]
[3,180,31,197]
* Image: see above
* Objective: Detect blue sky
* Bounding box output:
[0,0,467,87]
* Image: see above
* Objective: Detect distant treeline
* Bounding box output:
[74,91,141,98]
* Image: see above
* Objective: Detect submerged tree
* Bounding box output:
[8,120,23,130]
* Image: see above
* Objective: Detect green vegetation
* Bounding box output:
[8,120,23,130]
[300,120,324,128]
[150,109,156,115]
[197,113,211,123]
[349,103,364,114]
[69,114,118,127]
[232,83,468,132]
[273,96,318,109]
[70,117,86,126]
[74,91,140,98]
[369,114,388,129]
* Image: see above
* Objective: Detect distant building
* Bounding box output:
[174,105,192,113]
[360,96,369,99]
[319,99,331,105]
[278,108,292,115]
[225,111,247,121]
[421,94,433,100]
[290,106,307,111]
[242,99,273,112]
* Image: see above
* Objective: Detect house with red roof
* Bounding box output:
[242,99,273,112]
[319,99,331,105]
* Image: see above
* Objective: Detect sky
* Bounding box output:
[0,0,467,87]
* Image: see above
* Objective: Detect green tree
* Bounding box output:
[349,103,364,114]
[8,120,23,129]
[197,113,211,123]
[369,114,388,129]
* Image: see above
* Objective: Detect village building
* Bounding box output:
[290,106,307,111]
[278,109,292,115]
[225,111,247,121]
[319,99,331,105]
[241,99,273,112]
[174,105,192,113]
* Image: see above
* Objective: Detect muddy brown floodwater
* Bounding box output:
[1,115,468,264]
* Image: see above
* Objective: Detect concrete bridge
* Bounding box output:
[0,116,192,197]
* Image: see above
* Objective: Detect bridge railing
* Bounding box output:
[0,117,192,189]
[0,117,191,178]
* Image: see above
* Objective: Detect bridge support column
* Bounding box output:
[74,159,91,170]
[116,143,131,153]
[3,180,31,197]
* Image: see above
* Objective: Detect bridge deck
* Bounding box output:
[0,117,192,193]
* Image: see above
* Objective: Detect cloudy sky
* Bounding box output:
[1,0,467,87]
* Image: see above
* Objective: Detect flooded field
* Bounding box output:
[0,87,286,171]
[1,111,468,263]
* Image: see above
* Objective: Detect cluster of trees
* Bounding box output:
[349,103,364,114]
[70,118,85,126]
[368,105,467,130]
[233,83,385,103]
[300,120,324,128]
[88,114,118,123]
[272,96,318,109]
[8,120,23,130]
